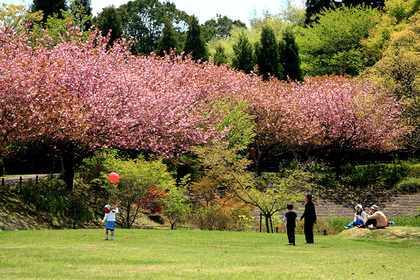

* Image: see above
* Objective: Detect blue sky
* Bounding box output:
[2,0,291,26]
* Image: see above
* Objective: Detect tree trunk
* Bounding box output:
[61,147,75,190]
[265,214,270,233]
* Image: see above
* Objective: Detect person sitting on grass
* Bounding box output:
[362,205,388,229]
[344,204,366,229]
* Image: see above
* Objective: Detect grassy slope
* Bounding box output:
[0,227,419,279]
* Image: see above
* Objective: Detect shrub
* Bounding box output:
[395,177,420,193]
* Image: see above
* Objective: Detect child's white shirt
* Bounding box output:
[102,208,118,223]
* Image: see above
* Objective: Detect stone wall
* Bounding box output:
[294,193,420,220]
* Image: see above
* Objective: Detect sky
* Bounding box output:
[2,0,289,26]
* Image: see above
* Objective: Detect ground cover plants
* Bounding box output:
[0,227,419,279]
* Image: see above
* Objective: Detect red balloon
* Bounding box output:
[109,172,119,183]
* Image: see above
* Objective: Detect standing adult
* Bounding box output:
[300,193,317,244]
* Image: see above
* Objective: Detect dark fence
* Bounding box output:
[1,173,61,186]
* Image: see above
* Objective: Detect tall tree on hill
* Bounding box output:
[255,25,283,81]
[32,0,67,23]
[156,17,179,56]
[279,28,302,81]
[184,15,208,61]
[93,6,123,47]
[232,33,255,74]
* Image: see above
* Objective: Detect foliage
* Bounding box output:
[278,27,303,81]
[201,14,246,42]
[363,13,420,150]
[192,145,305,233]
[0,3,43,32]
[305,0,336,25]
[395,177,420,193]
[392,214,420,226]
[155,17,179,56]
[212,44,228,65]
[92,5,123,47]
[184,15,208,61]
[11,178,92,227]
[255,25,283,80]
[138,186,167,214]
[102,154,176,228]
[118,0,189,55]
[31,0,67,23]
[299,5,380,76]
[160,177,189,230]
[231,32,255,73]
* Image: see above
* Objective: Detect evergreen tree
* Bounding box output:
[255,26,283,81]
[184,16,208,61]
[32,0,67,23]
[279,29,303,81]
[156,18,179,56]
[213,44,228,65]
[93,6,123,47]
[231,33,255,74]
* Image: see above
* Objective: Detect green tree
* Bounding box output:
[156,17,179,56]
[255,25,283,80]
[103,155,176,228]
[279,28,302,81]
[192,145,304,233]
[161,178,189,230]
[32,0,67,23]
[305,0,336,25]
[93,6,123,47]
[69,0,92,30]
[231,32,255,73]
[363,13,420,150]
[184,15,208,61]
[298,5,379,76]
[0,3,43,32]
[212,44,228,65]
[202,14,246,42]
[118,0,189,55]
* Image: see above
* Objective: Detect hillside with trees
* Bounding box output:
[1,0,420,232]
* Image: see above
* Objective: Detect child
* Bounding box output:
[282,204,301,246]
[102,204,118,240]
[345,204,366,229]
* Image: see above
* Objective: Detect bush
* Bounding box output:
[12,178,92,227]
[395,177,420,193]
[189,203,255,231]
[391,215,420,227]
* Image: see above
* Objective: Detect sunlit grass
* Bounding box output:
[0,228,419,279]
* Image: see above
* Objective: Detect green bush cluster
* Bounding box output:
[11,178,93,227]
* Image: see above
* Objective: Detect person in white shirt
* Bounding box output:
[345,204,367,229]
[102,204,118,240]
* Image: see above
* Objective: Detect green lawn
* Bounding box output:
[0,227,419,279]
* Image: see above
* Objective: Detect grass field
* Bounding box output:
[1,227,419,279]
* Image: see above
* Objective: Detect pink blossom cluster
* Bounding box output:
[0,27,410,157]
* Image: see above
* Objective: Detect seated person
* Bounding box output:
[345,204,366,229]
[363,205,388,228]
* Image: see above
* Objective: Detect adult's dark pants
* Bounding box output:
[304,220,315,243]
[287,227,296,245]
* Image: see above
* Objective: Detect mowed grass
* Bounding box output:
[1,227,419,279]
